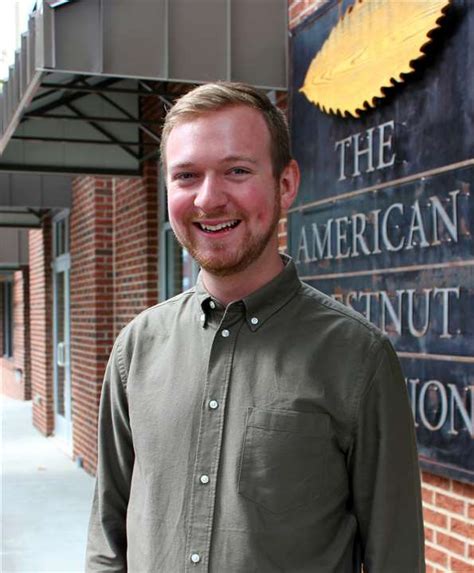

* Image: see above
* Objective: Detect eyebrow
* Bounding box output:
[221,155,258,165]
[169,156,258,171]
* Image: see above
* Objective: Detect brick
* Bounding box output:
[29,219,54,436]
[1,268,31,401]
[423,472,451,490]
[451,517,474,539]
[423,506,448,529]
[450,556,474,572]
[423,487,435,504]
[436,492,465,515]
[436,532,465,557]
[425,544,448,568]
[70,153,160,473]
[425,565,445,573]
[424,526,435,543]
[452,482,474,500]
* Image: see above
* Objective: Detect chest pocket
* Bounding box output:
[238,408,329,514]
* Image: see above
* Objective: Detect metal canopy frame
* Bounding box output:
[0,0,288,176]
[1,72,170,175]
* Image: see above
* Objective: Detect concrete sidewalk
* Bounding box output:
[1,395,95,572]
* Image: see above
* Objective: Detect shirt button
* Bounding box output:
[190,553,201,564]
[250,316,259,325]
[209,399,219,410]
[209,300,216,309]
[200,474,210,484]
[221,329,230,338]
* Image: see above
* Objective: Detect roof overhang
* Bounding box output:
[0,0,288,176]
[0,171,71,227]
[0,228,29,269]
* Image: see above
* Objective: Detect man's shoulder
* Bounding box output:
[117,287,197,343]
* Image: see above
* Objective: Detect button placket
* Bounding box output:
[184,317,244,572]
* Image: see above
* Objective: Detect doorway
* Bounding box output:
[52,212,72,452]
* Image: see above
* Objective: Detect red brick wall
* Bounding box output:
[29,219,54,434]
[113,161,159,335]
[70,176,115,474]
[423,473,474,573]
[0,269,31,400]
[70,162,159,474]
[288,2,474,571]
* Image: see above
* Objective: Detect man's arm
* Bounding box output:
[348,337,425,573]
[86,333,134,572]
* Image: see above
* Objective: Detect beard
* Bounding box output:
[172,189,281,278]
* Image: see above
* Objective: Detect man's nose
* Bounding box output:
[194,175,228,212]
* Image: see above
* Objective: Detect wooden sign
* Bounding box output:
[289,0,474,483]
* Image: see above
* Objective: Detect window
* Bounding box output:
[159,178,199,301]
[53,216,69,258]
[3,281,13,358]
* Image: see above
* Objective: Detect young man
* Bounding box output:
[86,82,425,572]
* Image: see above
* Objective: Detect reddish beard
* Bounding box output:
[172,189,281,277]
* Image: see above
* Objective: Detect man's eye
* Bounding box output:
[229,167,250,175]
[174,172,195,181]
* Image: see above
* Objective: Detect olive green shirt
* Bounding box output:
[86,258,424,572]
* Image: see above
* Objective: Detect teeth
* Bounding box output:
[200,220,239,232]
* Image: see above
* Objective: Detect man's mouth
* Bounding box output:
[194,220,241,234]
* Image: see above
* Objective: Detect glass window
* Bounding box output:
[159,177,199,300]
[54,217,69,258]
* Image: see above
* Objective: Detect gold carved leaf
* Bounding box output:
[300,0,451,117]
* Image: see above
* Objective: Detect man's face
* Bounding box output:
[165,105,285,277]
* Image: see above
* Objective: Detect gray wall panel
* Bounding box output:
[231,0,287,88]
[0,229,29,265]
[0,174,10,204]
[0,172,70,208]
[10,173,41,206]
[53,0,101,73]
[102,0,167,78]
[169,0,228,82]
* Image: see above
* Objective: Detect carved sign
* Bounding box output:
[289,0,474,482]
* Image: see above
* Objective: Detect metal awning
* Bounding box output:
[0,229,29,269]
[0,171,71,227]
[0,0,288,176]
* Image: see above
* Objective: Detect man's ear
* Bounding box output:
[279,159,300,212]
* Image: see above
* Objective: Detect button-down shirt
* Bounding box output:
[86,258,424,572]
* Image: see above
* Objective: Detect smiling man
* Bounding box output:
[86,82,425,572]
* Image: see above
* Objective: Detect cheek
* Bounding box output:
[244,191,276,223]
[167,192,192,226]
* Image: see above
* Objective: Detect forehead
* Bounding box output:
[165,105,272,169]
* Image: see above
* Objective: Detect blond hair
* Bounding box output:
[160,82,291,178]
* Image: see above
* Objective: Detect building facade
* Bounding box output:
[1,1,472,571]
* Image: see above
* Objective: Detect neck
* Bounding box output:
[201,250,284,306]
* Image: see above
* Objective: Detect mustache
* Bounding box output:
[191,209,243,220]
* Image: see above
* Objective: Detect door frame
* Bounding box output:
[52,210,72,453]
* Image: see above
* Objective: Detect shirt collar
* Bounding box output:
[195,255,301,331]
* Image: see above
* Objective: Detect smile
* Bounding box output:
[195,220,241,233]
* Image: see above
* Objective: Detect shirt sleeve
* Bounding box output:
[348,337,425,573]
[85,334,134,572]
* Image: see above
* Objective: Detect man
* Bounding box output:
[86,82,424,572]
